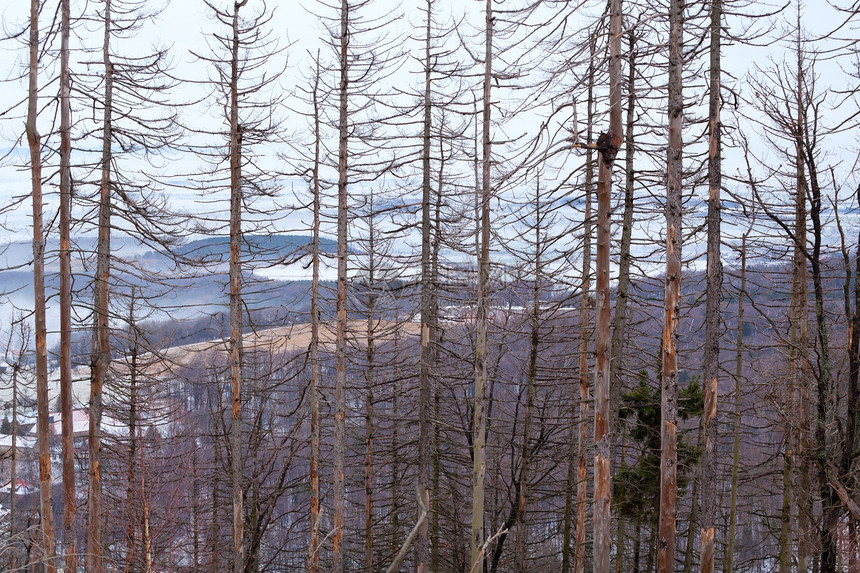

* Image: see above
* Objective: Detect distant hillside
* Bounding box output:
[141,234,338,264]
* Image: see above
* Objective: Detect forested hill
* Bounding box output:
[139,234,339,265]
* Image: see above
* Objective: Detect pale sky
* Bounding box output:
[0,0,858,346]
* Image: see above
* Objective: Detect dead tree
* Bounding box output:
[58,0,77,569]
[25,0,57,569]
[698,0,722,571]
[657,0,684,570]
[593,0,623,571]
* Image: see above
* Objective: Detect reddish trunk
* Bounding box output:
[658,0,684,570]
[27,0,56,569]
[593,1,622,570]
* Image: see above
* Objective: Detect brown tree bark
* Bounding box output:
[846,180,860,573]
[89,1,114,570]
[124,307,139,572]
[140,431,152,573]
[593,0,623,570]
[725,231,747,573]
[59,0,77,569]
[611,28,637,573]
[364,202,377,573]
[514,182,543,573]
[792,56,813,573]
[333,0,350,570]
[417,2,435,569]
[471,1,493,570]
[307,51,322,573]
[785,16,814,569]
[228,5,248,573]
[574,167,591,573]
[7,333,22,566]
[574,38,596,573]
[27,0,56,570]
[657,0,684,570]
[807,118,839,573]
[562,395,576,573]
[699,0,722,570]
[684,425,704,573]
[429,104,445,573]
[780,177,800,573]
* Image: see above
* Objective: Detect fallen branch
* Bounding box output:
[468,525,509,573]
[385,487,429,573]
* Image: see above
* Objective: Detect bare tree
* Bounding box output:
[574,35,596,573]
[417,2,437,568]
[657,0,684,570]
[333,1,349,569]
[58,0,77,569]
[470,2,494,570]
[593,0,623,570]
[725,225,748,573]
[25,0,57,569]
[226,3,247,570]
[87,0,115,563]
[698,0,722,570]
[307,51,323,573]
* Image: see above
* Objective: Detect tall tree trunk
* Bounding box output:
[633,519,641,573]
[725,232,747,573]
[193,436,200,572]
[684,423,704,573]
[794,163,813,569]
[784,17,839,563]
[780,197,800,573]
[699,1,722,570]
[593,0,623,570]
[429,124,444,573]
[562,388,577,573]
[658,0,684,570]
[125,315,139,572]
[808,137,838,573]
[846,181,860,573]
[790,13,813,571]
[514,182,543,573]
[611,29,638,573]
[364,206,377,573]
[89,1,115,569]
[228,4,248,573]
[471,1,493,570]
[647,521,656,573]
[333,0,350,570]
[27,1,57,570]
[140,429,152,573]
[417,2,435,569]
[391,385,401,562]
[834,104,860,573]
[575,41,595,570]
[10,349,19,564]
[211,434,220,573]
[307,51,323,573]
[59,1,77,569]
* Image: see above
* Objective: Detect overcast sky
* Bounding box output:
[0,1,857,260]
[0,0,857,330]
